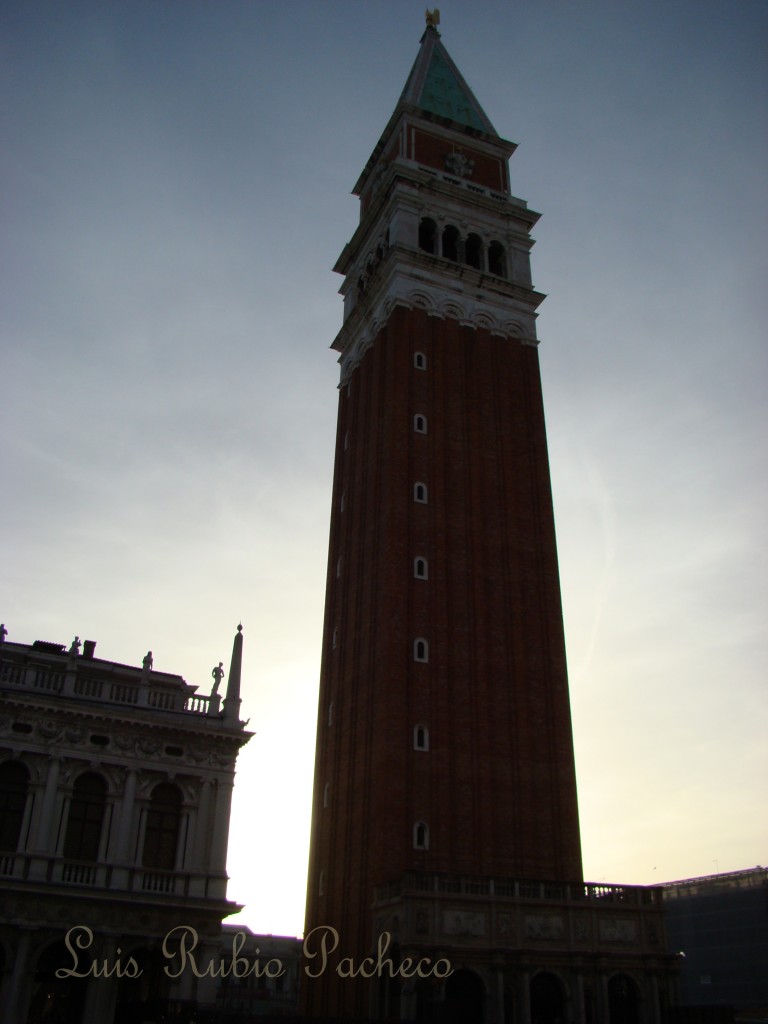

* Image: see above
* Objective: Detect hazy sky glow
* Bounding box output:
[2,1,766,937]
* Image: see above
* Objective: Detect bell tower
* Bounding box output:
[304,17,586,1020]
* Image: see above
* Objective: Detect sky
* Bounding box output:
[2,1,766,938]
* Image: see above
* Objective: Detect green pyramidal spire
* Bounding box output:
[399,22,498,136]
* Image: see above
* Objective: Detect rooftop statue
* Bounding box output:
[211,661,225,696]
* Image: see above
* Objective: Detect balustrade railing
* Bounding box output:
[0,653,220,719]
[2,853,218,901]
[375,871,661,907]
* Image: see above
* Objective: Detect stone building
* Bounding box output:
[303,16,678,1023]
[0,624,251,1024]
[662,867,768,1019]
[215,925,303,1020]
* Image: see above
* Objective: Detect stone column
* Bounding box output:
[488,962,505,1024]
[80,938,118,1024]
[597,971,610,1024]
[0,930,32,1024]
[208,776,234,897]
[649,973,661,1024]
[32,757,60,852]
[187,779,212,897]
[518,967,531,1024]
[574,970,586,1024]
[111,769,137,888]
[28,757,62,880]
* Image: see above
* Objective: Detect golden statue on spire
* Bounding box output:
[425,9,440,29]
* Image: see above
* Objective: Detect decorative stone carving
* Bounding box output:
[37,721,62,741]
[443,910,486,937]
[573,915,590,942]
[525,914,564,941]
[444,152,475,178]
[599,916,638,945]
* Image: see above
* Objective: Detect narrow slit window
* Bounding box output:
[414,638,429,663]
[414,414,427,434]
[414,557,428,580]
[414,725,429,751]
[414,821,429,850]
[414,351,427,370]
[414,482,428,504]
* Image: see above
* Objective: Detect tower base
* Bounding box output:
[303,872,678,1022]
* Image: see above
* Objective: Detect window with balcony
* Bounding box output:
[0,761,29,852]
[63,772,107,862]
[142,783,182,870]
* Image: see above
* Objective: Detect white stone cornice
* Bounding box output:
[334,264,539,383]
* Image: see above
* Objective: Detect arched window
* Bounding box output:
[414,414,427,434]
[414,821,429,850]
[414,557,428,580]
[465,233,483,270]
[488,241,507,278]
[0,761,29,852]
[414,638,429,663]
[63,773,107,862]
[608,974,640,1024]
[418,217,437,254]
[442,224,459,262]
[414,351,427,370]
[413,725,429,751]
[530,972,566,1024]
[414,482,428,504]
[142,783,182,870]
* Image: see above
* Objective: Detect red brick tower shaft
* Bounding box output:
[304,23,582,1020]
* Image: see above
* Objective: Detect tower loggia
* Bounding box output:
[303,19,674,1023]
